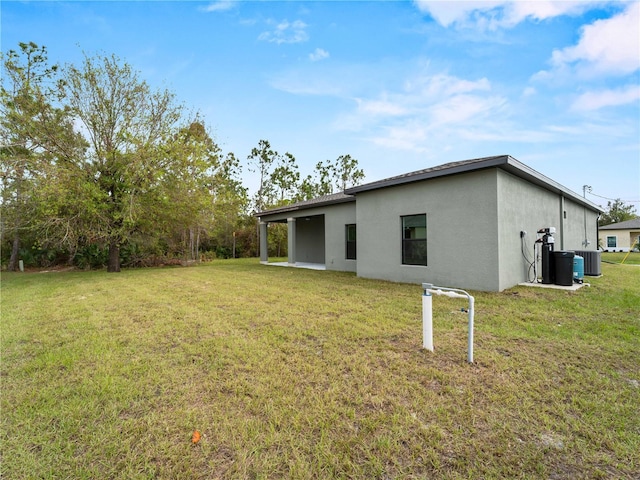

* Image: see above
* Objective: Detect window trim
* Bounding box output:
[401,213,427,266]
[606,235,617,248]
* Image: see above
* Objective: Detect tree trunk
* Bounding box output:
[107,240,121,272]
[196,228,200,260]
[8,166,23,272]
[189,227,195,260]
[68,244,78,266]
[8,233,20,272]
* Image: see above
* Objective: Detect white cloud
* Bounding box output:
[413,1,603,30]
[546,125,585,135]
[405,74,491,97]
[273,64,515,153]
[413,1,502,28]
[200,1,236,13]
[258,20,309,44]
[371,122,429,151]
[269,62,376,97]
[548,2,640,77]
[356,97,408,116]
[270,72,345,96]
[309,48,329,62]
[354,74,495,123]
[349,73,507,152]
[430,93,506,125]
[571,85,640,112]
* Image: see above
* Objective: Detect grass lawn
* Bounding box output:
[1,259,639,479]
[602,251,640,266]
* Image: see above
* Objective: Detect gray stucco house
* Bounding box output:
[256,155,603,291]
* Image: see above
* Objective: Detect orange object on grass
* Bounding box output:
[192,430,201,444]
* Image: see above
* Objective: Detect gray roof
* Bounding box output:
[255,191,354,217]
[345,155,603,213]
[345,155,507,193]
[599,218,640,230]
[256,155,604,217]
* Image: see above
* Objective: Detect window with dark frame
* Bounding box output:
[401,214,427,266]
[606,236,617,248]
[346,224,357,260]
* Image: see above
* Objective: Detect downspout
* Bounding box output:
[559,195,565,250]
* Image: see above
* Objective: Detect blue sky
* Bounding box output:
[2,0,639,208]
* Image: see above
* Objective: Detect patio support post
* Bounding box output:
[259,221,268,263]
[287,217,296,265]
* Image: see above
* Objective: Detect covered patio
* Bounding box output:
[256,192,357,274]
[259,214,326,267]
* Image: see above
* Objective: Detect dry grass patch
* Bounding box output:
[1,259,639,479]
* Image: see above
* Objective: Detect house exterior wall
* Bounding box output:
[561,198,598,250]
[322,202,357,272]
[355,169,500,291]
[599,229,640,251]
[495,170,600,290]
[257,161,602,292]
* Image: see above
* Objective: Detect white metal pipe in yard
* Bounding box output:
[467,295,475,364]
[422,290,433,351]
[422,283,475,363]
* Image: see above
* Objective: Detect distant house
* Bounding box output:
[256,155,603,292]
[599,218,640,252]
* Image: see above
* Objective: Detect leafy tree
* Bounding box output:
[598,199,638,226]
[248,140,302,257]
[296,174,318,201]
[207,152,249,258]
[3,46,251,269]
[248,139,278,212]
[314,160,336,196]
[149,119,224,260]
[334,154,364,191]
[294,155,365,200]
[271,152,300,204]
[0,42,85,270]
[58,52,200,272]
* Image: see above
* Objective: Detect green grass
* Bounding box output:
[602,251,640,265]
[2,259,639,479]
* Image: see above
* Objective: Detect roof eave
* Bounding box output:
[254,194,355,217]
[501,157,604,213]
